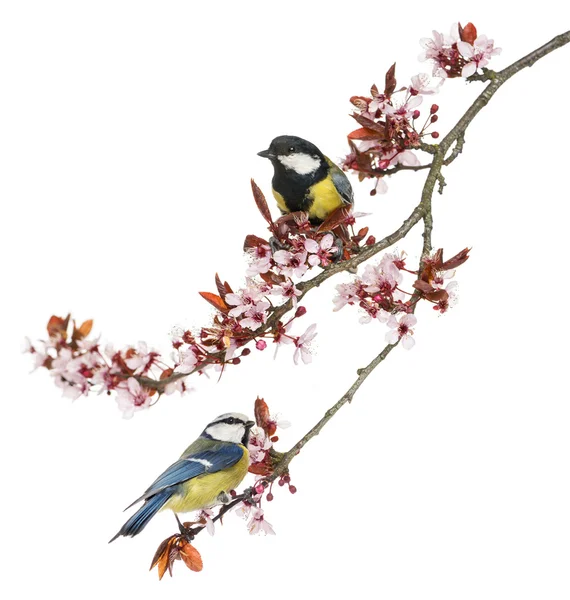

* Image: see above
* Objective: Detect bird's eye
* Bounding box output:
[288,146,295,152]
[226,417,235,424]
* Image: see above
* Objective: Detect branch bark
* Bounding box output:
[264,29,570,482]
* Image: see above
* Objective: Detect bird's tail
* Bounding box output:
[109,489,173,543]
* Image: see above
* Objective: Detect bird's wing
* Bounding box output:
[326,157,354,206]
[124,444,245,509]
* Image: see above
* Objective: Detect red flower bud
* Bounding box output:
[430,104,439,114]
[295,306,307,318]
[267,493,274,501]
[430,114,438,123]
[289,485,297,494]
[241,347,251,356]
[412,110,421,119]
[255,340,267,351]
[366,235,376,245]
[370,189,377,196]
[431,132,440,139]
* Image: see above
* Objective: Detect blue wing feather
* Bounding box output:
[326,157,354,206]
[125,445,244,508]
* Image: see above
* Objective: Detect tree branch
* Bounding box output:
[263,28,569,484]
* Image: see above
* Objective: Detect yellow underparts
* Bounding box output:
[272,176,344,221]
[163,446,249,514]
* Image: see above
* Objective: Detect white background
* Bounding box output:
[2,1,569,598]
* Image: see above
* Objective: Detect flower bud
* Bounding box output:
[241,347,251,356]
[431,132,440,139]
[430,114,438,123]
[267,493,274,501]
[289,485,297,494]
[295,306,307,318]
[231,357,241,365]
[366,235,376,245]
[430,104,439,114]
[255,340,267,351]
[370,189,377,196]
[412,110,420,119]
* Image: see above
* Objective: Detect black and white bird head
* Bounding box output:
[201,412,255,446]
[258,135,326,176]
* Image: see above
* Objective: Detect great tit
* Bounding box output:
[110,412,255,541]
[258,135,354,224]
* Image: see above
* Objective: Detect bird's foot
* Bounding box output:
[216,491,231,504]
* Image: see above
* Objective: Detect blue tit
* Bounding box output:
[258,135,354,225]
[109,412,255,542]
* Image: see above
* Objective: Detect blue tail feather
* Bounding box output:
[109,490,172,542]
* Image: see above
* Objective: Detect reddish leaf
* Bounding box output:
[413,279,435,294]
[248,462,273,476]
[78,319,93,338]
[251,179,276,233]
[425,289,449,302]
[254,397,276,436]
[198,292,228,313]
[317,204,352,233]
[160,368,174,380]
[178,540,203,572]
[214,273,233,300]
[259,270,286,286]
[351,113,387,138]
[384,62,397,96]
[349,95,370,111]
[459,22,477,44]
[441,247,471,270]
[47,314,70,338]
[347,127,382,141]
[150,536,176,580]
[243,234,270,251]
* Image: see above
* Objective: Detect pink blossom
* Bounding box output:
[239,300,271,331]
[163,377,192,396]
[293,323,317,365]
[271,280,302,306]
[458,35,501,77]
[124,342,158,374]
[385,314,417,349]
[245,243,272,276]
[359,307,391,325]
[248,427,273,463]
[177,348,198,374]
[116,377,151,419]
[410,73,443,95]
[197,509,216,536]
[225,283,264,317]
[305,234,337,267]
[383,95,423,119]
[256,339,267,351]
[247,507,276,536]
[333,282,359,311]
[273,249,308,279]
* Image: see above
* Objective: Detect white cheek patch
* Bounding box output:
[278,153,321,175]
[205,423,245,444]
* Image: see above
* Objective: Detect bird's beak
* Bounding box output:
[257,149,276,160]
[245,420,255,429]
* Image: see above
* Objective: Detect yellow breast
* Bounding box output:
[272,189,288,214]
[307,176,344,221]
[163,446,249,514]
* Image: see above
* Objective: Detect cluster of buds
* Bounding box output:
[151,398,291,578]
[419,22,501,79]
[334,248,470,348]
[343,63,442,195]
